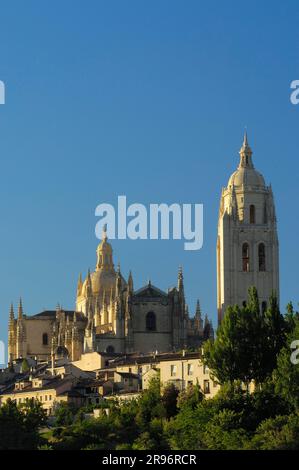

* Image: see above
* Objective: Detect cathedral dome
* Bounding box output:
[89,269,116,294]
[227,132,266,189]
[79,228,127,299]
[228,167,265,188]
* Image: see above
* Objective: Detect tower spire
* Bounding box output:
[9,303,15,322]
[178,266,184,292]
[239,130,253,168]
[18,298,23,320]
[102,223,108,241]
[128,270,133,293]
[195,299,201,318]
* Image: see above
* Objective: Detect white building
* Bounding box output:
[217,133,279,323]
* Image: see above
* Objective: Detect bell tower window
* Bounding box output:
[259,243,266,271]
[242,243,249,272]
[250,205,255,224]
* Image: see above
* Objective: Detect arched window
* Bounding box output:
[106,345,114,354]
[42,333,48,346]
[259,243,266,271]
[261,301,267,314]
[146,311,156,331]
[250,205,255,224]
[242,243,250,272]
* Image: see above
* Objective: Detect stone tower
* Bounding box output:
[217,133,279,323]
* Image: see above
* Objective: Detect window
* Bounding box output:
[45,395,48,401]
[187,363,194,376]
[204,380,210,394]
[242,243,250,272]
[262,301,267,314]
[49,395,52,401]
[250,205,255,224]
[171,365,177,377]
[259,243,266,272]
[146,311,156,331]
[203,364,209,374]
[106,345,115,353]
[42,333,48,346]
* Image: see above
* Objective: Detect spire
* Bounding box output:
[18,298,23,320]
[116,265,122,297]
[128,271,133,293]
[102,223,108,241]
[77,273,83,295]
[96,226,114,271]
[243,129,248,146]
[195,299,201,318]
[239,130,253,169]
[185,304,189,318]
[9,303,15,322]
[178,266,184,292]
[86,269,92,296]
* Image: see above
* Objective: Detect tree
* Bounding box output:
[176,383,203,410]
[53,402,77,426]
[273,317,299,410]
[248,413,299,450]
[204,288,286,386]
[135,376,165,428]
[0,399,44,449]
[161,383,179,419]
[202,409,249,450]
[261,293,288,377]
[20,398,47,429]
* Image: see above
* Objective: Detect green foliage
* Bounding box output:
[202,409,248,449]
[273,316,299,410]
[204,288,287,386]
[248,413,299,449]
[53,401,77,426]
[161,383,179,419]
[21,358,30,372]
[0,398,45,449]
[177,383,203,410]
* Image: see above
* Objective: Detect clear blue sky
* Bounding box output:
[0,1,299,354]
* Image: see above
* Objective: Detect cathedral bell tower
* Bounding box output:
[217,133,279,323]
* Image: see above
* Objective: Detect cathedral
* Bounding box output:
[7,133,279,363]
[8,229,212,362]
